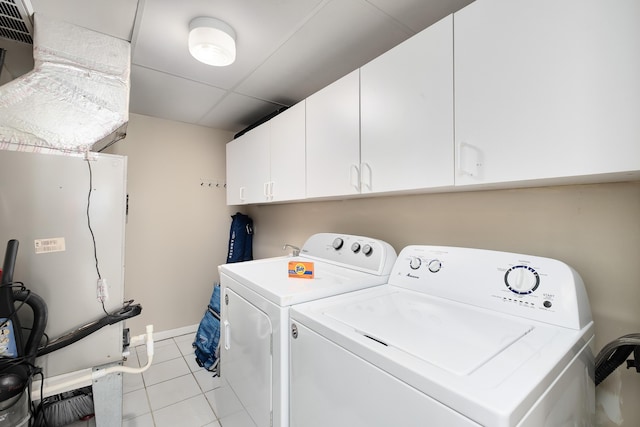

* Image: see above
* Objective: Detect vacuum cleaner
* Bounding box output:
[0,239,142,426]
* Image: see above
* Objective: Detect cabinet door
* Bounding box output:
[454,0,640,186]
[361,15,454,194]
[270,101,306,202]
[306,70,361,198]
[226,126,270,205]
[226,137,246,205]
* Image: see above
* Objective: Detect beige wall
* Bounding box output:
[105,113,236,335]
[109,114,639,426]
[247,182,640,426]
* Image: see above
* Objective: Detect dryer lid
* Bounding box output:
[324,289,534,376]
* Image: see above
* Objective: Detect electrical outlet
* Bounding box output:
[97,278,109,302]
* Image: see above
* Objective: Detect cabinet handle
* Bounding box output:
[456,141,481,177]
[224,320,231,350]
[269,181,274,200]
[350,165,361,191]
[361,162,373,191]
[264,182,269,198]
[239,186,246,201]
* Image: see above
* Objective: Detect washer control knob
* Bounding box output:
[409,257,422,270]
[427,259,442,273]
[505,265,540,295]
[332,237,344,250]
[351,242,361,253]
[362,244,373,256]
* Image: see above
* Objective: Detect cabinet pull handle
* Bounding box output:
[350,165,361,191]
[239,187,246,201]
[361,162,373,191]
[456,141,476,177]
[269,181,274,200]
[263,182,270,199]
[224,320,231,350]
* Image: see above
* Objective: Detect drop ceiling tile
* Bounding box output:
[129,65,226,124]
[236,0,414,104]
[30,0,139,40]
[198,92,285,133]
[131,0,323,90]
[367,0,475,33]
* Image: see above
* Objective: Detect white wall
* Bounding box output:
[105,113,236,335]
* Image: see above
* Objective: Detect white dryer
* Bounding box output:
[218,233,397,427]
[289,245,595,427]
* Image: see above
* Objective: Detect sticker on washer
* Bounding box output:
[288,261,314,279]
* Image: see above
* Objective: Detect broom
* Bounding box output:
[33,386,94,427]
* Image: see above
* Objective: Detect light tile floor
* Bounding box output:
[65,333,255,427]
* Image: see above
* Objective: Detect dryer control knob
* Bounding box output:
[332,237,344,250]
[362,244,373,256]
[351,242,361,253]
[428,259,442,273]
[409,257,422,270]
[505,265,540,295]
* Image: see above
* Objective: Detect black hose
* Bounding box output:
[36,303,142,356]
[12,289,47,362]
[595,345,635,386]
[595,333,640,386]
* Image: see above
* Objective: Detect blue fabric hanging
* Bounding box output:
[193,284,221,373]
[226,212,254,263]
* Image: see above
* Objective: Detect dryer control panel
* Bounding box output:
[300,233,397,276]
[390,245,592,330]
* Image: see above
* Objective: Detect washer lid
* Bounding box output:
[324,289,534,376]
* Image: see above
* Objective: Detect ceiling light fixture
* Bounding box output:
[188,17,236,66]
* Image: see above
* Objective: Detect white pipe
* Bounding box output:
[33,325,154,399]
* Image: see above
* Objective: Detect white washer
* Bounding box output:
[289,245,595,427]
[218,233,397,427]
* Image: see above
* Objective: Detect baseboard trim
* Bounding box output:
[153,324,199,342]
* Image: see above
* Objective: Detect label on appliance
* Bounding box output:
[34,237,66,254]
[0,319,18,357]
[288,261,314,279]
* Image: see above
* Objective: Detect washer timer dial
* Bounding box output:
[504,265,540,295]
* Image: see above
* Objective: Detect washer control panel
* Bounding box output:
[390,245,592,330]
[300,233,397,276]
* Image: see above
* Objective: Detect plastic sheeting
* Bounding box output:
[0,13,130,153]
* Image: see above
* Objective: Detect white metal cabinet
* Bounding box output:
[360,15,454,194]
[226,102,305,204]
[306,70,360,198]
[226,125,270,204]
[454,0,640,186]
[269,101,306,202]
[225,135,245,205]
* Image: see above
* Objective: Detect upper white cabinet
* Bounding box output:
[226,124,270,205]
[226,101,305,204]
[269,101,306,202]
[306,70,360,198]
[360,15,454,194]
[454,0,640,186]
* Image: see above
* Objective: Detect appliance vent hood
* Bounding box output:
[0,13,129,154]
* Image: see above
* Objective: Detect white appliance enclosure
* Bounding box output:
[290,245,595,427]
[218,233,397,427]
[0,150,127,378]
